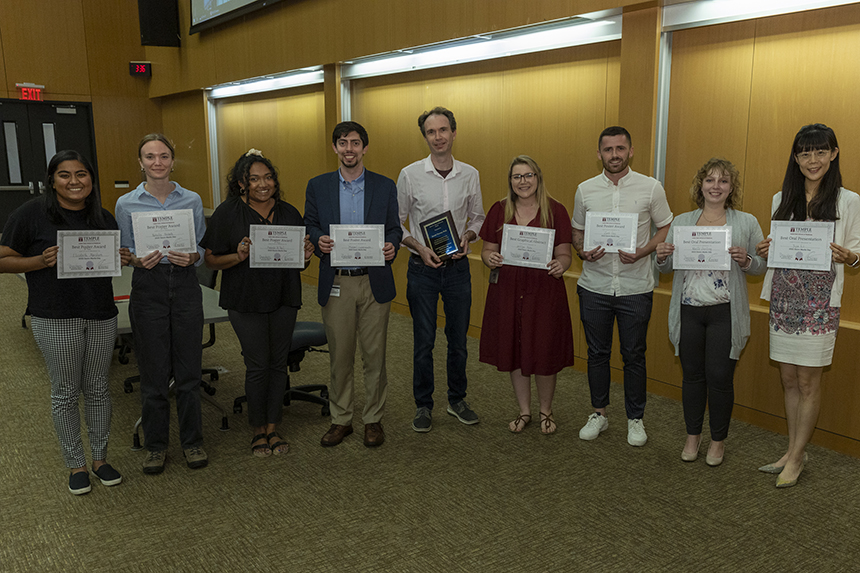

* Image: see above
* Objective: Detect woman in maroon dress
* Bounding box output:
[479,155,574,434]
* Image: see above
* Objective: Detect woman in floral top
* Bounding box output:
[756,124,860,488]
[657,158,766,467]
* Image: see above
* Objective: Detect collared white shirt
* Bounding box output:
[397,155,485,255]
[115,181,206,265]
[572,169,673,296]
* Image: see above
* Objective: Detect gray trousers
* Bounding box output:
[32,316,117,468]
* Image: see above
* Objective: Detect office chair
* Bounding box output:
[233,321,330,417]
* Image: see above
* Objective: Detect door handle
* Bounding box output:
[0,184,33,192]
[38,181,45,194]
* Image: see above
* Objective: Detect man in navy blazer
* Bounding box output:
[304,121,402,448]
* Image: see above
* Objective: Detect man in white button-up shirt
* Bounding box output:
[571,126,673,447]
[397,107,485,433]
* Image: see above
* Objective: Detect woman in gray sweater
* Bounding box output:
[656,158,766,466]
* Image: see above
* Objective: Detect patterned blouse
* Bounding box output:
[682,269,730,306]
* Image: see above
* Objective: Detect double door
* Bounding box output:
[0,100,97,230]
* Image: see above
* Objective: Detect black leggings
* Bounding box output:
[679,303,736,441]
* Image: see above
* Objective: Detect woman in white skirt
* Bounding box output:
[756,123,860,488]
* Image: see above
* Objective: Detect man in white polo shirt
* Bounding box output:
[397,107,485,433]
[572,126,673,446]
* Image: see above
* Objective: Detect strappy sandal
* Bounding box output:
[251,433,271,457]
[509,414,532,433]
[267,432,290,455]
[540,412,557,435]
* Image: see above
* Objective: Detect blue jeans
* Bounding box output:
[407,255,471,410]
[577,286,653,419]
[129,265,203,451]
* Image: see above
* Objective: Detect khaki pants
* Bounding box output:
[321,274,391,426]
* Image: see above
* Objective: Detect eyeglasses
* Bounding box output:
[795,150,832,162]
[510,173,536,182]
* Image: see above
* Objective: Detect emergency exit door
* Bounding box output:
[0,100,97,230]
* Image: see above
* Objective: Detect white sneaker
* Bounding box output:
[579,413,608,440]
[627,418,647,446]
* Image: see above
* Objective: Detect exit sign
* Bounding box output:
[15,83,44,101]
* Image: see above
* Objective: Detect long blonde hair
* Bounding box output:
[502,155,554,229]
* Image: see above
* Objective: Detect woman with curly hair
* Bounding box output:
[656,157,766,466]
[201,150,313,457]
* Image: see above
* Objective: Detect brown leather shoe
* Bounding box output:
[364,422,385,447]
[320,424,353,447]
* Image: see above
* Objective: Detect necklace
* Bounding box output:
[700,211,725,224]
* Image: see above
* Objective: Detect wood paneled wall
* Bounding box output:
[0,1,91,97]
[351,42,621,314]
[144,0,642,99]
[0,0,162,212]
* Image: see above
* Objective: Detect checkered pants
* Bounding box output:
[31,316,117,468]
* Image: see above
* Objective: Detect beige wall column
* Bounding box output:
[161,90,213,208]
[323,63,342,172]
[618,2,662,175]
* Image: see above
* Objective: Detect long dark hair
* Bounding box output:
[44,150,107,229]
[773,123,842,222]
[226,151,281,202]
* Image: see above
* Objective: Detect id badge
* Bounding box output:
[330,285,341,298]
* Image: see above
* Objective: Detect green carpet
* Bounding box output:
[1,272,858,572]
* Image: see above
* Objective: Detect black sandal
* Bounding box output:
[251,433,271,457]
[267,432,290,455]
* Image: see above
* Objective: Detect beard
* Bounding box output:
[603,157,629,174]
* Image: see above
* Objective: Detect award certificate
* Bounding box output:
[767,220,834,271]
[584,211,637,253]
[330,224,385,267]
[57,230,122,279]
[500,224,555,269]
[419,210,461,260]
[131,209,197,256]
[249,224,306,269]
[672,226,732,271]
